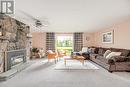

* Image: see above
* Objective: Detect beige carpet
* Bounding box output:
[55,60,99,70]
[0,59,130,87]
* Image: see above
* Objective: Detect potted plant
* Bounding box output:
[31,48,40,58]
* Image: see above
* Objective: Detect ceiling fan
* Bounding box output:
[20,11,49,28]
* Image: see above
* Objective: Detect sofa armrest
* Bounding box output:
[108,56,130,64]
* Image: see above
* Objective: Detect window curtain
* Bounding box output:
[46,32,55,52]
[73,32,83,51]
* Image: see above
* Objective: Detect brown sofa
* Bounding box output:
[89,47,130,72]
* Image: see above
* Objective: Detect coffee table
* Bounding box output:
[64,56,85,66]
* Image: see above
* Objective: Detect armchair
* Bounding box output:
[47,50,58,63]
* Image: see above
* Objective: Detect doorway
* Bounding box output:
[56,34,73,56]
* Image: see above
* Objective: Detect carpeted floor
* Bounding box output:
[55,60,99,70]
[0,59,130,87]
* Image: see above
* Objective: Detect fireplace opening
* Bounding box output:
[11,55,24,67]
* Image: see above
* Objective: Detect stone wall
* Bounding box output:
[0,14,31,73]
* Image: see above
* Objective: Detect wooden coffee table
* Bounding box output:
[64,56,85,66]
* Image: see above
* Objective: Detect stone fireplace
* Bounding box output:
[0,14,31,73]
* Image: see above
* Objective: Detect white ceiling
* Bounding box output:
[13,0,130,32]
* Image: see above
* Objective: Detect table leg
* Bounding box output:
[82,60,84,66]
[64,59,66,66]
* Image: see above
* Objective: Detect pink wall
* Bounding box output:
[83,32,95,47]
[93,21,130,49]
[32,32,46,51]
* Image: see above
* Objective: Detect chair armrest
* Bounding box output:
[48,53,56,55]
[47,53,57,58]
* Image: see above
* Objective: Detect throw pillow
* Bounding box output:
[88,48,95,54]
[103,50,111,58]
[88,48,92,53]
[82,47,88,53]
[106,52,121,59]
[91,48,95,54]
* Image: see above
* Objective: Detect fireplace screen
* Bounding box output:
[5,49,26,71]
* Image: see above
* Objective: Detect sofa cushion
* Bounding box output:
[120,50,130,57]
[96,55,104,59]
[111,48,121,52]
[106,52,121,59]
[0,57,2,64]
[90,54,98,59]
[111,56,130,62]
[91,48,96,53]
[94,48,99,54]
[98,48,105,55]
[127,51,130,57]
[96,55,108,63]
[103,50,111,58]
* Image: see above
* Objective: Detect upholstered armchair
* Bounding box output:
[47,50,58,63]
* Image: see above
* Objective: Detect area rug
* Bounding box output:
[54,60,99,70]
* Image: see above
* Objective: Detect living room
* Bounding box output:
[0,0,130,87]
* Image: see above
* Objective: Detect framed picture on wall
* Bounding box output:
[102,31,113,43]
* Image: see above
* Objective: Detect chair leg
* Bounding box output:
[56,58,58,62]
[57,58,59,62]
[48,58,58,63]
[54,58,57,64]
